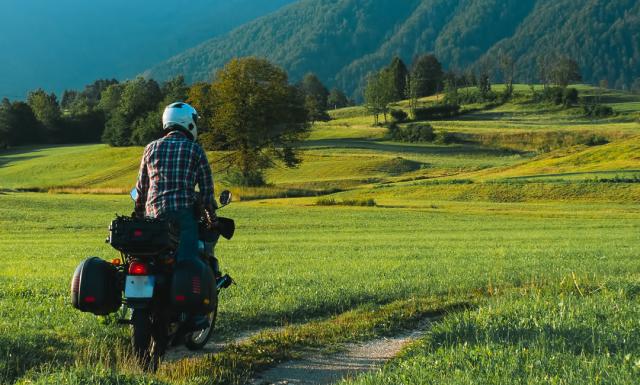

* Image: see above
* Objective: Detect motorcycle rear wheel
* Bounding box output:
[131,309,161,371]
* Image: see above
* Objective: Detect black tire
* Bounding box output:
[131,309,160,371]
[184,296,218,350]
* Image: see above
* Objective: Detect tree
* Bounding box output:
[0,100,42,146]
[327,88,350,109]
[499,52,515,98]
[443,79,459,105]
[119,77,162,121]
[631,78,640,95]
[411,54,444,97]
[27,89,61,136]
[206,57,309,186]
[386,56,409,101]
[364,69,394,125]
[299,73,329,122]
[61,90,78,111]
[97,83,125,116]
[551,56,582,88]
[161,76,188,105]
[479,72,492,99]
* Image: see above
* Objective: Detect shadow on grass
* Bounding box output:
[0,334,74,384]
[300,139,522,157]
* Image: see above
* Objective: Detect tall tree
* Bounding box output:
[364,69,395,125]
[0,100,42,146]
[207,57,309,186]
[27,89,61,135]
[499,51,515,98]
[479,72,492,99]
[412,54,444,97]
[551,56,582,88]
[327,88,350,109]
[386,56,409,101]
[299,73,329,122]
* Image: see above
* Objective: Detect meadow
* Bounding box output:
[1,85,640,384]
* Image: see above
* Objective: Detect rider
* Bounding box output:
[134,102,216,330]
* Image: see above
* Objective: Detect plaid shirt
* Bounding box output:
[135,131,214,218]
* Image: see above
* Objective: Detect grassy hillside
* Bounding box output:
[2,86,640,384]
[1,85,639,201]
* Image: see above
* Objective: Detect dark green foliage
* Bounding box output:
[0,99,42,146]
[147,0,640,97]
[413,104,461,120]
[583,104,614,118]
[412,54,444,97]
[478,73,491,99]
[583,135,609,146]
[389,123,435,143]
[365,70,395,125]
[224,169,267,188]
[537,87,580,107]
[327,88,351,110]
[550,56,582,88]
[563,87,579,107]
[390,109,409,123]
[299,73,330,122]
[206,58,310,185]
[386,57,409,101]
[27,89,61,138]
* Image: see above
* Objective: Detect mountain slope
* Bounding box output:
[0,0,296,99]
[146,0,640,97]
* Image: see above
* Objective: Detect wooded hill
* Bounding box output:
[145,0,640,98]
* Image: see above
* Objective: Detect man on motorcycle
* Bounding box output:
[134,101,217,258]
[134,102,216,330]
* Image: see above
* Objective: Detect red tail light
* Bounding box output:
[84,296,96,303]
[129,261,148,275]
[175,295,186,302]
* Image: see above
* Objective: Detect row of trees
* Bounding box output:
[364,53,585,125]
[0,67,350,154]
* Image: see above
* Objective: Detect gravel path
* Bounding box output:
[250,318,438,385]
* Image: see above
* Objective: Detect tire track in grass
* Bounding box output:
[157,297,471,385]
[250,317,440,385]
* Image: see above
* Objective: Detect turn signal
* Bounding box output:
[128,261,148,275]
[111,258,121,266]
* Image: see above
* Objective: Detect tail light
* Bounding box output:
[128,261,149,275]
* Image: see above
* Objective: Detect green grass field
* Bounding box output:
[1,85,640,384]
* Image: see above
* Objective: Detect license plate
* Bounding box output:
[125,275,155,299]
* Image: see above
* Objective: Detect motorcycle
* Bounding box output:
[71,189,235,371]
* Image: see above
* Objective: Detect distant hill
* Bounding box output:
[0,0,296,99]
[146,0,640,98]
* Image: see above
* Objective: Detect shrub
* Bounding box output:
[390,123,435,143]
[583,104,614,118]
[583,135,609,146]
[390,109,408,123]
[224,169,266,187]
[436,131,459,144]
[316,198,337,206]
[413,104,461,120]
[562,87,579,106]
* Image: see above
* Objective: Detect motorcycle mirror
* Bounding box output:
[130,188,138,202]
[219,190,232,206]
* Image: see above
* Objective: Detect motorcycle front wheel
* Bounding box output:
[184,301,218,350]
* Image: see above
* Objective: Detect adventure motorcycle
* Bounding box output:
[71,189,235,371]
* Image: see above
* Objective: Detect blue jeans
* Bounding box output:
[162,208,198,262]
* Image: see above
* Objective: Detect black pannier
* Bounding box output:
[170,259,217,315]
[71,257,121,315]
[108,216,177,255]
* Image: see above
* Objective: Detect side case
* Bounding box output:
[71,257,122,315]
[170,259,216,315]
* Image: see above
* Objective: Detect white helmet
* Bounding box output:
[162,102,199,140]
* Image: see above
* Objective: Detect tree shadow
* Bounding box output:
[301,139,523,157]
